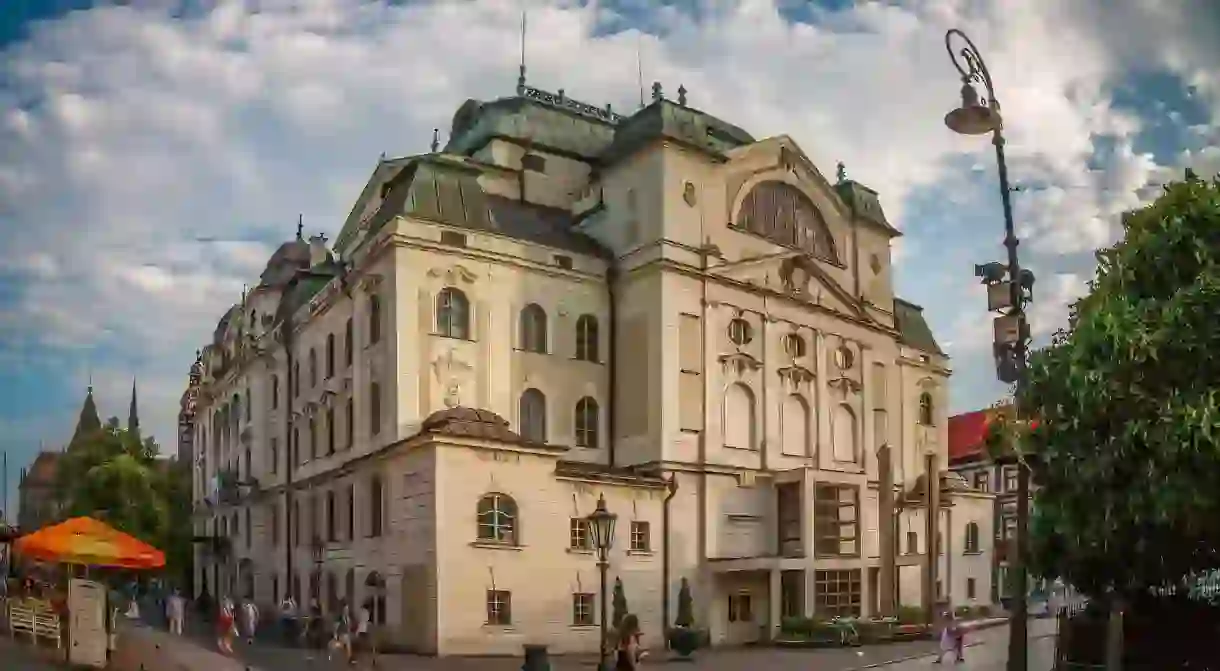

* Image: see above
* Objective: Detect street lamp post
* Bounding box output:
[943,28,1035,671]
[586,494,618,671]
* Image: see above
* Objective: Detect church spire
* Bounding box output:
[128,377,141,440]
[71,383,102,444]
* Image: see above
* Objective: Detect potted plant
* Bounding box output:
[667,578,703,659]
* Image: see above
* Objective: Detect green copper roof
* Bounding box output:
[600,99,754,165]
[367,157,608,258]
[445,97,617,160]
[894,298,944,355]
[835,180,901,237]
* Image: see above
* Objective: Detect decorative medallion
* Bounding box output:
[782,333,806,359]
[727,318,753,346]
[432,348,473,408]
[683,182,697,207]
[870,254,883,275]
[719,352,761,377]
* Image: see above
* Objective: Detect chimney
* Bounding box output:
[308,234,330,267]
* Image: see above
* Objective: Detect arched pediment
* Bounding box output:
[733,181,839,264]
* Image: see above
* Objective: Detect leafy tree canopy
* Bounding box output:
[1019,173,1220,598]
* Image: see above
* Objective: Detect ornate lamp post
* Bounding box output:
[943,29,1036,671]
[586,494,617,670]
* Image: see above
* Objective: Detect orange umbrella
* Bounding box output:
[15,517,165,570]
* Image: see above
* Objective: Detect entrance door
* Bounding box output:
[726,589,759,644]
[869,568,880,617]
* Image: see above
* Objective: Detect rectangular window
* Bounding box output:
[309,418,317,461]
[554,254,573,270]
[1003,466,1018,492]
[967,578,977,599]
[727,593,753,623]
[572,593,594,626]
[326,408,336,455]
[629,521,651,552]
[270,438,279,475]
[814,569,862,618]
[292,428,300,466]
[486,590,512,625]
[369,477,384,538]
[270,504,280,546]
[973,471,989,492]
[292,501,300,547]
[345,398,355,448]
[344,318,354,367]
[814,484,860,557]
[569,518,589,551]
[440,231,467,247]
[346,485,355,541]
[245,508,251,549]
[326,493,336,542]
[906,531,918,554]
[369,383,381,436]
[521,153,546,173]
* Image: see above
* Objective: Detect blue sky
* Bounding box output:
[1,0,1219,518]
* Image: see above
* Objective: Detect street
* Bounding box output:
[0,636,65,670]
[156,615,1058,671]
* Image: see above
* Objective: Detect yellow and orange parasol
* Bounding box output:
[15,517,165,570]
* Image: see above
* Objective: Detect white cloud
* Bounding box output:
[1,0,1218,445]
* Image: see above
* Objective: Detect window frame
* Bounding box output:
[568,517,589,551]
[437,287,471,340]
[575,314,600,362]
[519,388,547,443]
[813,483,860,558]
[572,592,595,626]
[629,520,651,553]
[476,493,519,545]
[574,397,599,448]
[813,569,862,618]
[519,303,548,353]
[486,589,512,626]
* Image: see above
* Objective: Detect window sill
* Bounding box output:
[471,541,524,551]
[482,624,516,632]
[514,347,549,355]
[627,549,654,557]
[571,357,603,365]
[962,550,984,556]
[431,333,476,343]
[567,548,593,556]
[570,624,597,630]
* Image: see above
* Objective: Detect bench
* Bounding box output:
[8,601,62,648]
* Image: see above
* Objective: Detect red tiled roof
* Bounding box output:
[948,406,1010,463]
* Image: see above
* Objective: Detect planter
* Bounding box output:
[667,627,703,659]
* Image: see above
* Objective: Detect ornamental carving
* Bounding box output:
[777,365,815,388]
[432,348,473,408]
[426,265,478,285]
[719,352,761,377]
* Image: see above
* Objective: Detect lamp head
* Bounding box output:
[945,82,1003,136]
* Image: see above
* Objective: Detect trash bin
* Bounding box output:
[522,643,550,671]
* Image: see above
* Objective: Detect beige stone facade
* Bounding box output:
[185,81,993,656]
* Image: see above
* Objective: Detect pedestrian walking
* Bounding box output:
[216,596,237,655]
[166,588,185,636]
[934,609,963,664]
[241,595,260,645]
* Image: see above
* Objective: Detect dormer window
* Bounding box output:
[521,154,546,173]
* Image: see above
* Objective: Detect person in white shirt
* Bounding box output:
[166,589,185,636]
[352,600,372,664]
[242,596,260,645]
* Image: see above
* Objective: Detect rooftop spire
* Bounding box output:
[516,10,528,94]
[128,376,141,441]
[71,383,102,445]
[296,214,304,241]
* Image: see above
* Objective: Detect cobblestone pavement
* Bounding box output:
[0,636,66,670]
[140,612,1058,671]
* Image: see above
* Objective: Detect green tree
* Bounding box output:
[56,418,192,579]
[612,576,629,629]
[1019,172,1220,599]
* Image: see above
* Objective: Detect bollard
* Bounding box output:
[522,643,551,671]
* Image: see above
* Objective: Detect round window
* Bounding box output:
[728,318,753,346]
[782,333,806,358]
[834,345,855,370]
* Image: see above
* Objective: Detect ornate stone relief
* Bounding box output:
[776,365,815,390]
[432,348,473,408]
[426,265,478,285]
[357,274,383,293]
[719,352,761,377]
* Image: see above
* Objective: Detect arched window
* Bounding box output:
[575,314,599,362]
[293,361,300,397]
[519,388,547,443]
[519,303,548,353]
[722,383,756,449]
[308,417,317,460]
[918,392,934,426]
[476,493,518,544]
[735,180,838,263]
[369,382,381,436]
[368,475,384,537]
[344,318,354,367]
[780,394,810,456]
[965,522,980,553]
[368,294,382,344]
[574,397,600,448]
[308,348,317,387]
[326,333,336,378]
[832,404,858,462]
[437,287,470,339]
[271,374,279,409]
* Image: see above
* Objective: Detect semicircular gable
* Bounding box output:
[733,180,839,264]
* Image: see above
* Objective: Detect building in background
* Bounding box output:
[183,76,991,655]
[948,404,1041,605]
